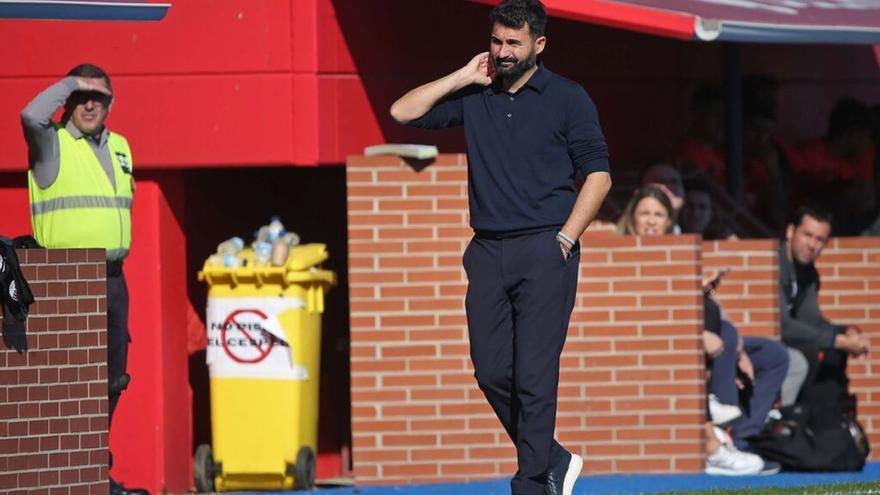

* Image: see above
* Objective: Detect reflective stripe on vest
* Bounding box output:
[30,195,133,216]
[28,126,134,261]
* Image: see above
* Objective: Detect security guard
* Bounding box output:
[21,63,146,495]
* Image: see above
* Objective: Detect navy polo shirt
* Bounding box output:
[408,64,610,234]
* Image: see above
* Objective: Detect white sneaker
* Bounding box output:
[712,425,734,446]
[708,394,742,425]
[705,444,765,475]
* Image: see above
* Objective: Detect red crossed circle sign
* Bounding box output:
[220,309,274,363]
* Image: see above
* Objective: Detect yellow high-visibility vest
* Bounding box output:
[28,125,134,261]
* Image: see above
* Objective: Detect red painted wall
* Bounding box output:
[1,1,876,171]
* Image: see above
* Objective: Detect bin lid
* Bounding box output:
[198,243,336,288]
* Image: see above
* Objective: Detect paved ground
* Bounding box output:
[246,462,880,494]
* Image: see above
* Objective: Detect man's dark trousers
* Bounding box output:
[464,230,580,495]
[107,270,130,425]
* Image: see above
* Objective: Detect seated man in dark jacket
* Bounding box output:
[779,206,870,425]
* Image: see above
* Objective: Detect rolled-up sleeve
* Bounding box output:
[407,94,465,130]
[565,86,610,177]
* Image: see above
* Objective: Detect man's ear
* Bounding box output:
[785,224,794,242]
[534,35,546,55]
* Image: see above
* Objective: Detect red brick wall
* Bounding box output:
[347,154,705,484]
[702,240,780,338]
[815,238,880,454]
[0,248,109,495]
[563,233,705,474]
[346,154,880,484]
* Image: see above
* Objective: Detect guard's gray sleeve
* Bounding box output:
[20,77,78,189]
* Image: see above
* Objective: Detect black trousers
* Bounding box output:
[107,271,130,427]
[464,230,580,495]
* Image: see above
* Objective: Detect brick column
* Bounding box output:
[0,248,109,495]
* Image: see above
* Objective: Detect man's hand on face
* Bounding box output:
[460,52,494,87]
[74,77,112,97]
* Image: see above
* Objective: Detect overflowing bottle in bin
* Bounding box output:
[208,216,302,268]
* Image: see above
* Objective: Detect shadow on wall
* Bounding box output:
[181,165,351,476]
[328,0,695,165]
[330,0,880,170]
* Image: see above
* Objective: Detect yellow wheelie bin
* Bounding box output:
[195,243,335,492]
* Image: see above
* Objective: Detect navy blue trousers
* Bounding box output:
[463,230,580,495]
[708,320,789,449]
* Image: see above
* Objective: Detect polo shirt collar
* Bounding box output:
[524,63,550,93]
[65,119,109,147]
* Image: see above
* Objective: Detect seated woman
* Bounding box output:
[617,186,773,475]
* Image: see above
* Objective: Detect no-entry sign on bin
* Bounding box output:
[206,298,308,380]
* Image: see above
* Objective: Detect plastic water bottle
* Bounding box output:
[217,237,244,256]
[282,232,300,247]
[267,216,286,243]
[270,237,290,266]
[253,241,272,266]
[255,226,270,244]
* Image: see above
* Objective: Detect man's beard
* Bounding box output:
[494,50,537,82]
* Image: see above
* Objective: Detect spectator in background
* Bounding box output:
[678,76,799,237]
[862,104,880,236]
[616,185,674,236]
[640,163,685,232]
[795,98,876,235]
[679,83,726,184]
[779,206,870,427]
[680,176,736,240]
[741,75,795,236]
[704,274,789,466]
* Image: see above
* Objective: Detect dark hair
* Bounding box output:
[828,97,872,140]
[689,83,722,112]
[790,205,833,229]
[67,63,112,92]
[490,0,546,38]
[683,176,713,196]
[741,74,779,123]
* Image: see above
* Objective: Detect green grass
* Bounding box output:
[653,482,880,494]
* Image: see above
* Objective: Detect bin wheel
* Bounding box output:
[194,443,216,493]
[293,446,316,490]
